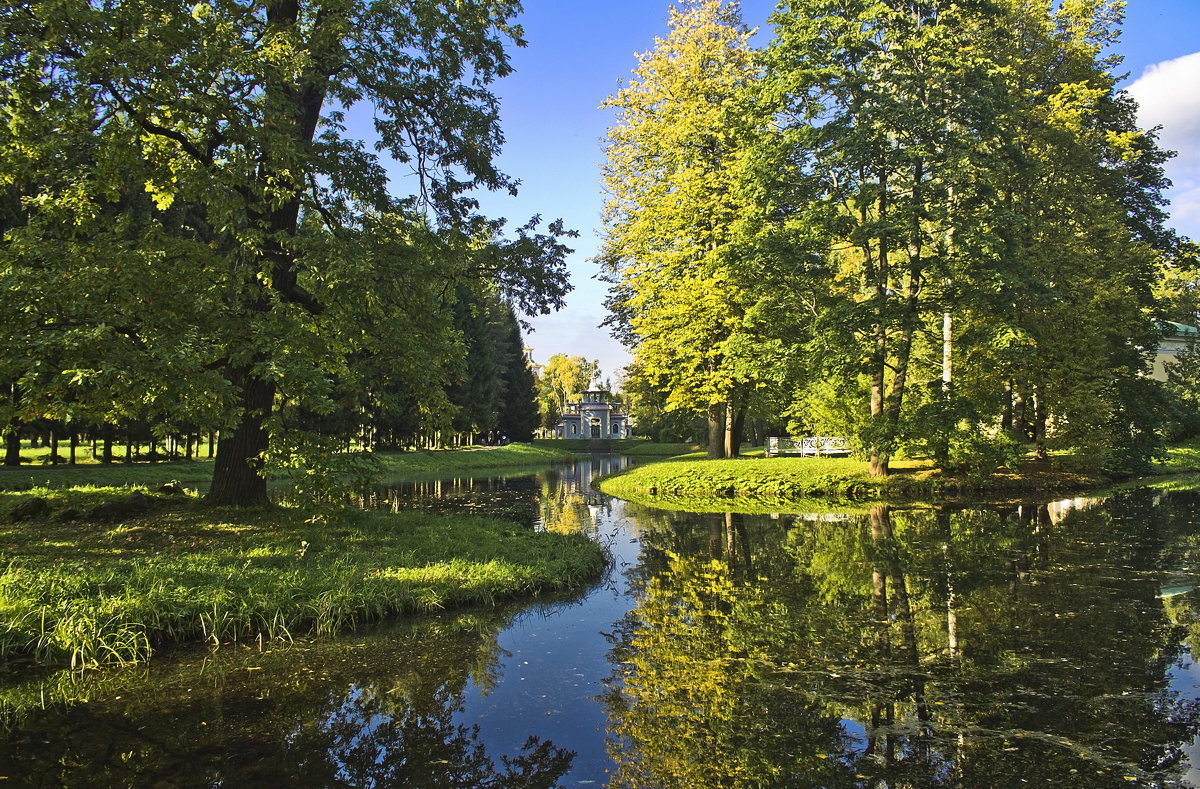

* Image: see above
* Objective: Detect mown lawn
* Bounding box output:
[0,442,572,496]
[595,439,1200,506]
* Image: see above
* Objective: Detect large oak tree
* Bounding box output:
[0,0,571,503]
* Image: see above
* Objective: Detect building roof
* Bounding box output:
[1162,321,1200,338]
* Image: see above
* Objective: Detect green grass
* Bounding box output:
[0,488,605,668]
[1158,437,1200,475]
[596,454,1116,505]
[374,443,572,481]
[597,438,1200,507]
[0,442,571,496]
[532,438,701,456]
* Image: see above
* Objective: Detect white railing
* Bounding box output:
[766,436,851,458]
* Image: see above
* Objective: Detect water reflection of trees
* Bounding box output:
[284,682,572,787]
[605,490,1200,788]
[0,612,575,788]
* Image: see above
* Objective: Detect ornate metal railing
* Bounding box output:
[765,436,851,458]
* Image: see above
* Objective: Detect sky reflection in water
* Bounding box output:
[2,457,1200,788]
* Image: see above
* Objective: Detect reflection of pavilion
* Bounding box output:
[555,390,633,439]
[536,454,635,535]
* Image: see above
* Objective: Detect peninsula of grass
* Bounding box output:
[0,460,604,669]
[594,439,1200,508]
[532,437,700,456]
[375,442,572,481]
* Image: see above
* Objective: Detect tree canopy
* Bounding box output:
[0,0,573,503]
[602,0,1180,472]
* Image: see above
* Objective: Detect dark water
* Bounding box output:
[3,456,1200,788]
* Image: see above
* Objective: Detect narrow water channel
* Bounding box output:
[3,455,1200,787]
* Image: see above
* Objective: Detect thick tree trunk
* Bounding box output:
[706,403,725,459]
[3,428,19,466]
[208,369,274,506]
[725,404,746,458]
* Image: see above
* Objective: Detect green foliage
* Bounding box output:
[599,0,1175,475]
[598,0,784,448]
[0,0,574,505]
[1166,337,1200,439]
[537,353,597,431]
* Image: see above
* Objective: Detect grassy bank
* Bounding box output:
[595,439,1200,507]
[0,443,601,668]
[0,491,604,668]
[375,443,571,481]
[0,442,571,496]
[532,438,699,456]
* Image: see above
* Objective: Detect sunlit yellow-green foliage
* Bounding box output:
[537,353,597,429]
[598,1,767,419]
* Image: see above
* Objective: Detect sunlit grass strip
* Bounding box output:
[593,454,1136,504]
[595,457,882,501]
[370,443,572,481]
[0,501,605,668]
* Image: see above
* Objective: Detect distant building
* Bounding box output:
[523,347,542,378]
[1153,321,1199,381]
[556,390,633,439]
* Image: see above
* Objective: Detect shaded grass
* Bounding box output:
[1158,437,1200,475]
[0,460,216,495]
[0,488,605,668]
[0,443,571,497]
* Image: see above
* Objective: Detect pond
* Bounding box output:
[3,455,1200,787]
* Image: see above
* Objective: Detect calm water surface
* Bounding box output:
[3,455,1200,787]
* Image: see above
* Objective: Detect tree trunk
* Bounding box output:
[1033,383,1048,460]
[867,168,891,477]
[208,369,274,506]
[1012,379,1027,437]
[725,404,746,458]
[1001,380,1013,430]
[4,384,20,466]
[102,424,114,465]
[724,401,745,458]
[3,427,19,466]
[706,403,725,459]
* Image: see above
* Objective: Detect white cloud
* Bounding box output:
[1127,51,1200,240]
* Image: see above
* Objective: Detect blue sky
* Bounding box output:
[466,0,1200,382]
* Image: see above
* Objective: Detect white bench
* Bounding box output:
[766,436,851,458]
